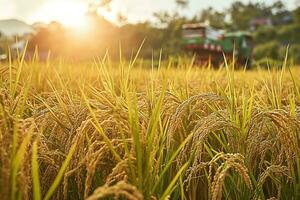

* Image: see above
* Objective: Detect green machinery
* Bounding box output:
[182,23,253,66]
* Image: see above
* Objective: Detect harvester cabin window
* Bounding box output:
[182,28,205,38]
[245,36,253,48]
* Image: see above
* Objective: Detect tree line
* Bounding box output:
[26,0,300,63]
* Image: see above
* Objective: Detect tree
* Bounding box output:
[197,7,227,29]
[270,1,293,26]
[271,1,285,13]
[294,7,300,24]
[88,0,113,12]
[254,26,277,44]
[116,12,128,26]
[153,11,180,27]
[277,24,300,44]
[229,1,272,30]
[28,21,66,53]
[289,44,300,63]
[253,41,280,60]
[175,0,189,9]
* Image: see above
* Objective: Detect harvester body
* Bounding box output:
[182,23,253,66]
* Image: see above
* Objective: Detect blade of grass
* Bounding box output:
[152,132,193,193]
[11,122,34,200]
[32,141,41,200]
[160,162,189,200]
[80,87,122,162]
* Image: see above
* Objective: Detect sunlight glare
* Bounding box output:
[31,1,88,29]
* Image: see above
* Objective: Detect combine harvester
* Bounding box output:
[182,23,253,67]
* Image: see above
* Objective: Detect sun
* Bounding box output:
[32,0,88,28]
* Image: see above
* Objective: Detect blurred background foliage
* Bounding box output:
[1,0,300,63]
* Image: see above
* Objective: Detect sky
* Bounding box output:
[0,0,297,25]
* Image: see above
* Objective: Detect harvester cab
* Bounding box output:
[182,23,253,66]
[222,32,253,65]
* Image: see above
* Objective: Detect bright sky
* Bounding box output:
[0,0,296,25]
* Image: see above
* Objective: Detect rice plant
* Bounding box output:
[0,53,300,200]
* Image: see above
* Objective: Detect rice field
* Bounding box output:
[0,53,300,200]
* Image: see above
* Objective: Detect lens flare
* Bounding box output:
[31,1,88,29]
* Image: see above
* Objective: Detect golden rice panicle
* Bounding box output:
[105,157,136,186]
[167,93,224,147]
[86,181,143,200]
[254,165,291,200]
[83,140,124,198]
[247,110,300,173]
[177,111,238,172]
[208,153,252,200]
